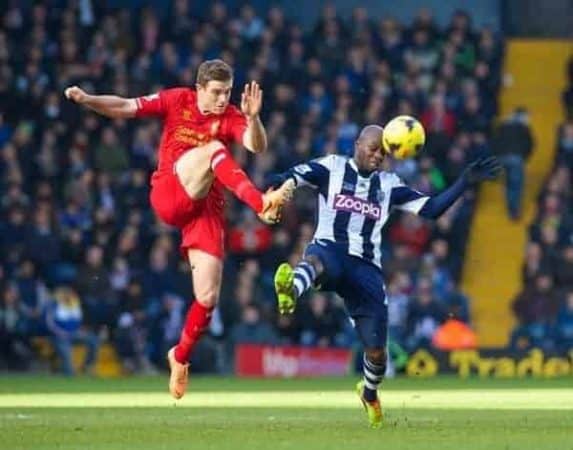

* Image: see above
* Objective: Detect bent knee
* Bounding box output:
[176,140,225,167]
[200,140,226,157]
[175,140,226,166]
[194,289,219,308]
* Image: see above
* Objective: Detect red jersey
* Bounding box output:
[135,88,247,174]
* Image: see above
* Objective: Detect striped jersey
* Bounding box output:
[290,155,430,269]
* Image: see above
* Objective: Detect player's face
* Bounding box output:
[356,138,384,173]
[197,80,233,114]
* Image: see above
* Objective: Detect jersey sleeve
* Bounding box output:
[224,105,248,144]
[389,175,431,214]
[290,155,333,189]
[134,88,181,118]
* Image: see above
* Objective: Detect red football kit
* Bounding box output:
[135,88,248,258]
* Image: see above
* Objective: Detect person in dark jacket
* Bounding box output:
[492,107,534,220]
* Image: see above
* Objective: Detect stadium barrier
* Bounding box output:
[236,344,352,377]
[235,345,573,378]
[403,348,573,378]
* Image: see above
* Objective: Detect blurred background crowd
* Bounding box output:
[509,58,573,354]
[0,0,525,375]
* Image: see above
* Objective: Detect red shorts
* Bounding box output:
[150,171,225,259]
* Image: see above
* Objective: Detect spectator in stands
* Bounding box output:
[421,94,457,158]
[275,313,300,345]
[25,206,61,281]
[405,277,446,351]
[114,279,156,374]
[386,271,411,347]
[522,241,554,287]
[428,238,458,284]
[154,292,186,367]
[228,304,278,358]
[419,253,454,302]
[46,286,100,376]
[0,283,33,370]
[298,292,347,348]
[554,291,573,352]
[227,210,273,257]
[492,107,534,220]
[554,245,573,288]
[533,223,562,264]
[510,273,560,351]
[75,245,116,335]
[141,246,179,305]
[0,113,12,147]
[562,56,573,119]
[14,259,48,335]
[556,121,573,168]
[389,214,431,257]
[385,243,419,277]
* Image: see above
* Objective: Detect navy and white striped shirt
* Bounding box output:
[289,155,430,269]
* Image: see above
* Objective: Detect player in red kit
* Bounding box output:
[65,59,294,398]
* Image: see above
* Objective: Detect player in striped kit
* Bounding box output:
[272,125,500,428]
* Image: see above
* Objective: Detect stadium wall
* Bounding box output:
[235,345,573,379]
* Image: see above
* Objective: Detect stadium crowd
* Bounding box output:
[509,55,573,353]
[0,2,505,374]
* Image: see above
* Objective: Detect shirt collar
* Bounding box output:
[350,158,377,178]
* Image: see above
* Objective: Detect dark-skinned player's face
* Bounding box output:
[354,136,385,173]
[196,80,233,114]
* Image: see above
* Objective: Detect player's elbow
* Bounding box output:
[418,209,437,220]
[106,111,128,120]
[418,201,440,220]
[115,98,138,119]
[124,102,138,118]
[244,141,267,154]
[104,107,135,120]
[253,143,267,153]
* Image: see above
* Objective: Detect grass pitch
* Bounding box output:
[0,375,571,450]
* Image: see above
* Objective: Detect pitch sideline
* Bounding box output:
[0,389,572,410]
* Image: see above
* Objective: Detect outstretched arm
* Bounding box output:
[391,156,501,219]
[420,156,501,219]
[418,176,467,219]
[64,86,138,119]
[268,157,331,192]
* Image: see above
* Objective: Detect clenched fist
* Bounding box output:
[64,86,88,104]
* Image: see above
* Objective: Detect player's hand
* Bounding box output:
[463,155,502,185]
[264,173,292,191]
[64,86,88,104]
[241,81,263,118]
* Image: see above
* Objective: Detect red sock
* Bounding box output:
[174,300,214,364]
[211,148,264,213]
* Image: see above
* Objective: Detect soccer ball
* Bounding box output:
[382,115,426,160]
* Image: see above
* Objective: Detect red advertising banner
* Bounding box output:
[235,344,352,377]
